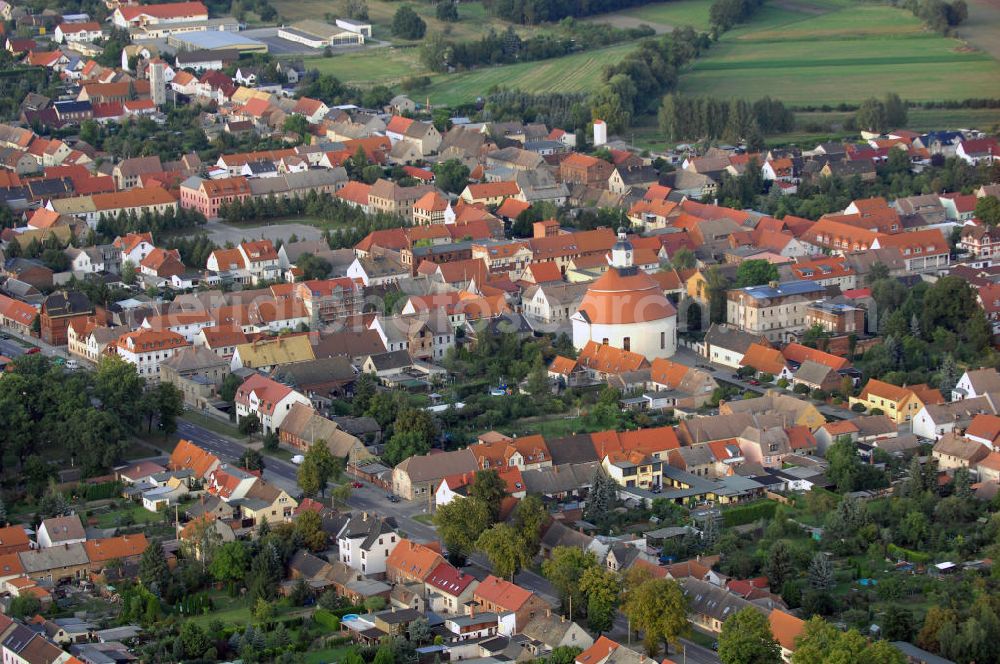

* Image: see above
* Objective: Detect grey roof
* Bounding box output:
[271,356,356,387]
[18,542,89,572]
[921,394,997,423]
[521,461,601,495]
[680,577,759,622]
[160,346,228,372]
[545,434,600,465]
[704,323,766,355]
[736,280,825,300]
[395,448,478,483]
[540,521,593,551]
[366,349,412,372]
[672,445,715,467]
[339,513,398,550]
[853,414,897,438]
[963,369,1000,395]
[793,360,835,386]
[890,642,956,664]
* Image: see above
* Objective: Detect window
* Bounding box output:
[623,337,630,351]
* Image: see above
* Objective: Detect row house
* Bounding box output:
[871,228,950,273]
[367,179,437,221]
[800,218,878,255]
[48,187,178,229]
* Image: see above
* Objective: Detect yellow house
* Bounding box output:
[601,451,662,490]
[849,379,944,424]
[239,482,298,524]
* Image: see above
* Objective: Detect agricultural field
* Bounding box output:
[585,0,715,31]
[307,42,633,106]
[678,0,1000,104]
[419,43,634,105]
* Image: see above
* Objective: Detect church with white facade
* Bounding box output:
[571,229,678,359]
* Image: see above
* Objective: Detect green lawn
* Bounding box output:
[679,2,1000,104]
[306,48,428,87]
[181,412,241,439]
[304,645,355,664]
[499,415,594,438]
[93,502,170,529]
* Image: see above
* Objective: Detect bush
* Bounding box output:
[759,372,774,383]
[794,383,810,395]
[810,389,827,401]
[776,378,790,389]
[851,403,867,413]
[435,0,458,22]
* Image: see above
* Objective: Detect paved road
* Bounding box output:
[0,328,71,361]
[176,419,300,491]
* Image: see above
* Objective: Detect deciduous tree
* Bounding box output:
[621,578,689,656]
[718,606,781,664]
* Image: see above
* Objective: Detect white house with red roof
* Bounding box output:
[956,137,998,166]
[113,329,191,381]
[207,464,259,501]
[235,373,311,435]
[425,562,479,615]
[239,240,281,284]
[113,1,208,28]
[291,97,329,124]
[113,232,155,267]
[54,22,103,43]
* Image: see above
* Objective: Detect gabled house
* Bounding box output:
[337,513,399,576]
[473,575,552,633]
[385,539,444,584]
[234,373,311,435]
[849,379,944,424]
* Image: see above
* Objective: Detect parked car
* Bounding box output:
[26,347,41,354]
[386,494,400,503]
[351,481,364,488]
[291,455,305,465]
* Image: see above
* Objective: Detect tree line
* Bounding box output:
[420,21,654,73]
[658,95,795,144]
[95,206,206,240]
[481,0,663,25]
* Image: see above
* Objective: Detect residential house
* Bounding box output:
[337,513,399,576]
[385,539,444,584]
[234,373,311,436]
[36,516,85,549]
[952,368,1000,401]
[850,379,944,424]
[702,323,771,369]
[425,562,478,615]
[112,329,191,381]
[932,432,990,472]
[473,575,552,633]
[392,448,478,500]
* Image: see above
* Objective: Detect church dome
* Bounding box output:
[577,267,677,325]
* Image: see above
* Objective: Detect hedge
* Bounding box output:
[887,543,932,564]
[314,609,341,631]
[722,500,778,527]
